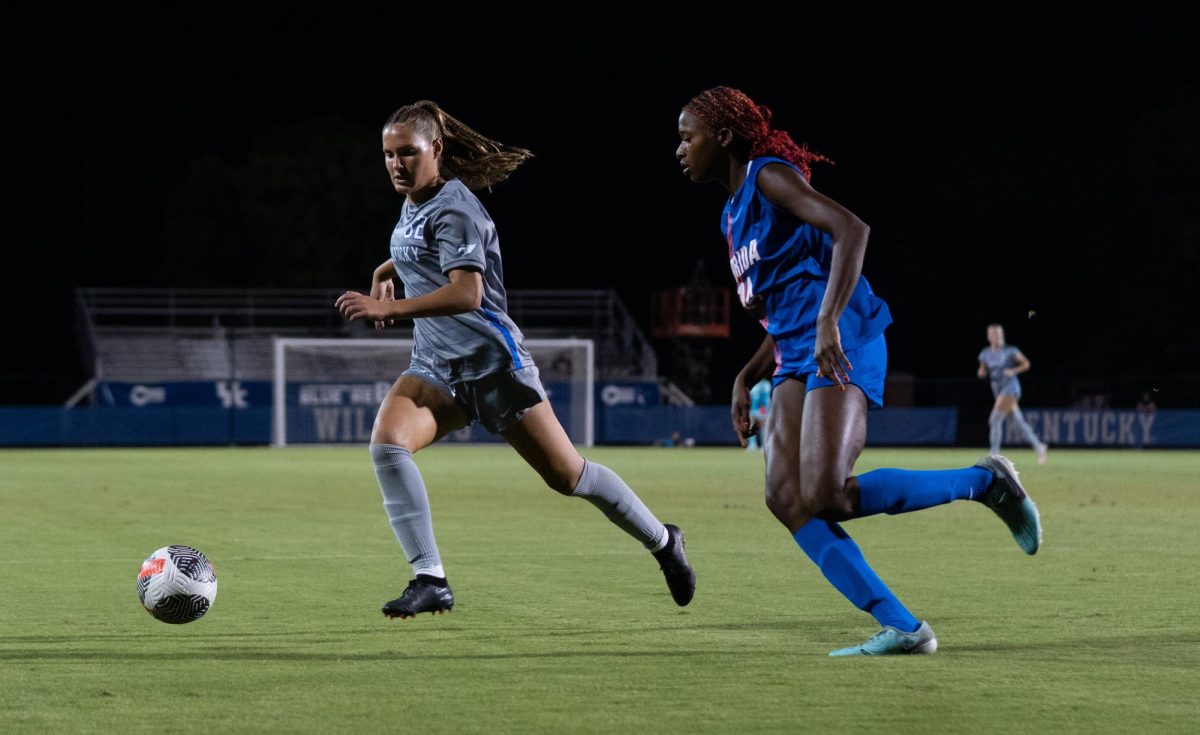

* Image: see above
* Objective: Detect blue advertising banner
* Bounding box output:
[600,407,958,446]
[1008,409,1200,447]
[97,381,272,408]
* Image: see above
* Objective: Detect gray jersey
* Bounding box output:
[978,345,1022,397]
[390,179,532,383]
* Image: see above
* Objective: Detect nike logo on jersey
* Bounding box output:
[458,243,478,257]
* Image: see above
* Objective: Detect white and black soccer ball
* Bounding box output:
[136,545,218,624]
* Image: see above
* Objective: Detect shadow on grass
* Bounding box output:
[0,648,761,663]
[0,616,841,646]
[0,617,861,663]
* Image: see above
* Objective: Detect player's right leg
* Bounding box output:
[1009,401,1048,464]
[371,374,469,619]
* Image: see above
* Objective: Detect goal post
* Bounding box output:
[272,338,594,447]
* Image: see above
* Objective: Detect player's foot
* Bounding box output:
[382,575,454,619]
[976,454,1043,555]
[652,524,695,606]
[829,621,938,657]
[1037,443,1048,465]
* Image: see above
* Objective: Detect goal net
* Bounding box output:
[272,338,594,447]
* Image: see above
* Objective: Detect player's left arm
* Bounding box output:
[757,163,870,386]
[1006,350,1032,377]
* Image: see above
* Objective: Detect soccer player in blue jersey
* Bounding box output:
[676,87,1042,656]
[978,324,1048,464]
[336,101,694,618]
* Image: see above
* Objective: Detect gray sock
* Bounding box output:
[1010,407,1044,450]
[988,410,1005,455]
[572,460,668,550]
[370,444,444,578]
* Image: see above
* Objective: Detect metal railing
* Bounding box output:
[76,287,658,382]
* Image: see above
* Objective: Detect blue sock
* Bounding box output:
[857,467,993,517]
[793,518,920,633]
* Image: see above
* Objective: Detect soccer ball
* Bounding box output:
[136,545,218,624]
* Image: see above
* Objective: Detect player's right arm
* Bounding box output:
[732,335,777,447]
[370,260,398,330]
[977,361,987,380]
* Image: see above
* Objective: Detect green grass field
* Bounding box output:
[2,447,1198,733]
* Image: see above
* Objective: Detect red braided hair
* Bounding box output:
[684,86,832,180]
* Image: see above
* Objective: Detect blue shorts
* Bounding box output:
[772,333,887,409]
[403,364,547,434]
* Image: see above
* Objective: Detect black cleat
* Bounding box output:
[652,524,696,606]
[382,575,454,619]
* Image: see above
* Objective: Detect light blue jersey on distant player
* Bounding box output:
[978,345,1023,398]
[390,179,532,383]
[749,379,772,417]
[723,157,892,376]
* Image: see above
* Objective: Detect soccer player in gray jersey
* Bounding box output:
[335,100,695,618]
[978,324,1048,464]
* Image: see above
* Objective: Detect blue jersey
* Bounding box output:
[723,157,892,375]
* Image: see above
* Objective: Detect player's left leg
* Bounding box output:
[829,337,994,519]
[499,384,694,606]
[1009,400,1048,464]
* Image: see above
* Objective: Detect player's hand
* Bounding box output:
[731,377,754,448]
[370,279,397,330]
[813,320,852,389]
[977,366,987,380]
[335,291,395,323]
[1002,368,1016,377]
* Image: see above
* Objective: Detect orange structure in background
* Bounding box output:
[651,286,730,339]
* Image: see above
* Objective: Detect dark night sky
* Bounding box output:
[3,9,1197,404]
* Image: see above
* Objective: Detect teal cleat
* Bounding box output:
[975,454,1043,555]
[829,621,938,657]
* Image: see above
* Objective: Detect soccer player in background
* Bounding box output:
[746,378,772,450]
[336,101,695,618]
[676,86,1042,656]
[978,324,1048,464]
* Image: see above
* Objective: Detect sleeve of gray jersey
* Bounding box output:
[429,204,490,274]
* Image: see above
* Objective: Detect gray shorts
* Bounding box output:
[402,364,547,435]
[991,377,1022,399]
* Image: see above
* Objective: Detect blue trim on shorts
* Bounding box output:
[480,308,523,368]
[772,332,887,409]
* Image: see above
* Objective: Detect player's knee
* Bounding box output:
[764,475,806,522]
[371,426,418,451]
[801,476,856,519]
[768,473,796,518]
[543,467,577,495]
